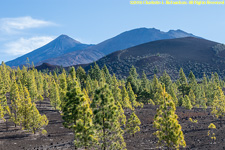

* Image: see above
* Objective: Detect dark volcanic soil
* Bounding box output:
[1,99,225,150]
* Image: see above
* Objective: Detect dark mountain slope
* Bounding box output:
[38,49,104,67]
[6,35,92,67]
[79,37,224,79]
[42,28,199,66]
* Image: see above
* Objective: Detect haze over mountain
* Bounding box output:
[72,37,224,79]
[35,28,200,66]
[6,35,93,67]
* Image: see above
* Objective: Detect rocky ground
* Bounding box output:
[1,98,225,150]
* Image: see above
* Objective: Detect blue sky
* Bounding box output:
[0,0,224,62]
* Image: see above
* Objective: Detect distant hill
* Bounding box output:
[6,35,93,67]
[41,28,199,66]
[76,37,225,79]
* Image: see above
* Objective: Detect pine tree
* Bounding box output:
[0,76,10,130]
[20,86,48,133]
[189,89,196,106]
[86,75,93,98]
[140,71,148,91]
[178,68,190,98]
[126,66,139,94]
[127,82,142,108]
[121,85,133,110]
[76,66,87,89]
[62,80,97,149]
[102,65,112,85]
[37,72,44,95]
[49,80,61,110]
[69,66,76,81]
[159,71,172,90]
[111,74,122,104]
[201,91,207,110]
[202,73,208,90]
[151,75,164,105]
[92,62,102,82]
[53,71,58,83]
[188,71,197,84]
[19,86,33,130]
[0,61,11,92]
[10,80,21,127]
[126,112,141,137]
[62,80,81,129]
[211,86,225,126]
[129,65,139,79]
[182,95,193,110]
[37,72,44,106]
[153,87,186,149]
[91,84,126,150]
[82,88,91,104]
[27,70,38,101]
[30,103,48,134]
[167,84,178,106]
[58,69,67,107]
[43,77,50,97]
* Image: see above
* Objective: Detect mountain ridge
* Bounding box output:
[40,28,200,66]
[73,37,223,79]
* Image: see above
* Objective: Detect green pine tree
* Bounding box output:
[76,66,87,89]
[49,80,61,110]
[178,68,190,98]
[91,84,126,150]
[62,80,97,149]
[10,80,21,127]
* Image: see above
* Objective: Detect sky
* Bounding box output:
[0,0,224,62]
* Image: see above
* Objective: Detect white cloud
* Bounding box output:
[0,16,55,33]
[4,36,55,55]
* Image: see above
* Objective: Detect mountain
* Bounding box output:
[41,28,199,66]
[75,37,225,79]
[6,35,93,67]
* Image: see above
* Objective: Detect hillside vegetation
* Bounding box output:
[1,61,225,149]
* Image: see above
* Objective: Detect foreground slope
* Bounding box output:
[1,99,224,150]
[80,37,224,78]
[42,28,199,66]
[6,35,92,67]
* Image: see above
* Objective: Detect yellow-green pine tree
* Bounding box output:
[27,70,38,102]
[126,112,141,137]
[30,103,48,134]
[182,95,193,110]
[0,75,10,131]
[188,89,196,106]
[19,86,33,130]
[153,87,186,149]
[121,85,133,110]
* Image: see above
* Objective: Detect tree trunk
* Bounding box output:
[5,119,8,131]
[103,117,106,150]
[15,110,17,127]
